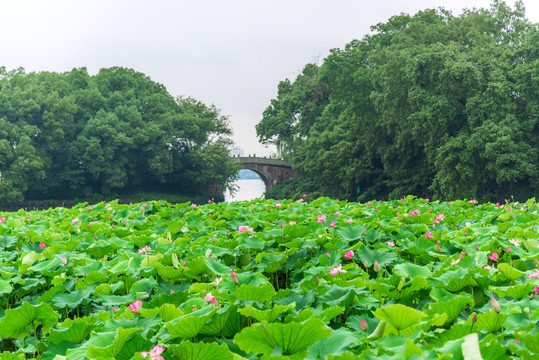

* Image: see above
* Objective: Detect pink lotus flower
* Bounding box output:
[204,293,219,306]
[533,286,539,294]
[409,209,419,217]
[39,243,46,249]
[141,209,145,213]
[330,263,348,276]
[360,318,368,331]
[386,241,395,247]
[297,198,304,202]
[509,238,520,247]
[373,259,381,272]
[238,226,254,233]
[61,256,67,265]
[87,206,94,210]
[425,232,433,239]
[526,269,539,279]
[329,221,336,228]
[128,300,143,313]
[346,218,352,223]
[231,269,238,284]
[140,344,165,360]
[170,289,175,294]
[470,199,477,204]
[491,297,501,313]
[275,203,282,208]
[214,276,223,287]
[334,212,339,216]
[138,246,151,255]
[343,250,354,259]
[288,221,296,225]
[0,217,6,223]
[71,217,79,225]
[303,194,307,198]
[317,214,327,224]
[488,252,499,261]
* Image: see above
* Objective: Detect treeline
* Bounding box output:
[257,0,539,202]
[0,67,238,203]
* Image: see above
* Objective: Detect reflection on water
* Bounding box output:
[224,179,266,202]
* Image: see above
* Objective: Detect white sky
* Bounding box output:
[0,1,537,156]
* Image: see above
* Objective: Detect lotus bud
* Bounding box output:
[231,269,239,285]
[491,297,501,313]
[364,260,368,268]
[515,338,520,344]
[326,252,330,258]
[472,313,477,323]
[374,260,381,273]
[436,245,441,252]
[360,318,368,332]
[523,307,530,317]
[475,245,479,251]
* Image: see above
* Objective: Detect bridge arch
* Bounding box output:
[235,157,299,192]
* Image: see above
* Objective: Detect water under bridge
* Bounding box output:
[234,156,299,192]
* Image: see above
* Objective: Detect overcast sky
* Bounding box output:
[0,1,537,156]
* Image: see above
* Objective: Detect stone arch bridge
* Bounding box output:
[235,156,299,192]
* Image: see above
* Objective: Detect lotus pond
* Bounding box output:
[0,196,538,359]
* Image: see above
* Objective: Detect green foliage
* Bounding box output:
[0,66,238,204]
[0,196,537,358]
[259,1,539,202]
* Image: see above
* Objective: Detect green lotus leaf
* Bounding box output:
[336,224,367,242]
[0,351,25,360]
[49,321,96,344]
[19,251,39,274]
[393,262,432,278]
[200,305,241,337]
[238,303,295,323]
[356,246,397,267]
[478,335,507,360]
[0,280,13,295]
[307,328,360,359]
[316,285,358,310]
[98,294,137,306]
[52,286,95,309]
[206,258,232,276]
[436,267,470,292]
[460,333,482,360]
[489,284,537,300]
[476,311,507,333]
[166,306,216,339]
[186,256,209,278]
[371,334,423,359]
[0,302,59,341]
[256,253,288,273]
[169,341,234,360]
[239,236,265,249]
[153,263,185,283]
[234,317,331,359]
[129,277,158,295]
[496,263,525,280]
[0,235,18,248]
[427,295,474,323]
[373,304,427,332]
[519,332,539,354]
[235,283,276,303]
[85,327,143,359]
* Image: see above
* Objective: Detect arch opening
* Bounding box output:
[224,169,267,202]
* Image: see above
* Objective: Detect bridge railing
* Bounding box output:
[233,155,292,167]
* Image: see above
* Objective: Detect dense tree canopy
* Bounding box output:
[0,67,238,203]
[257,0,539,202]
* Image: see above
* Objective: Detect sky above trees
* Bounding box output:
[0,0,537,156]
